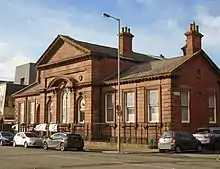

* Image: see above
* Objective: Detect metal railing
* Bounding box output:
[11,122,172,145]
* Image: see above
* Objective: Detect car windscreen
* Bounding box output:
[160,132,173,138]
[25,133,39,138]
[196,129,210,134]
[1,132,13,137]
[212,129,220,134]
[67,134,81,138]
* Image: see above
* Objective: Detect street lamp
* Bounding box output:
[102,12,122,153]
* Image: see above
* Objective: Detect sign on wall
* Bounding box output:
[0,84,6,115]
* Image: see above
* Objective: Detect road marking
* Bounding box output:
[48,154,172,168]
[48,154,89,160]
[129,163,171,169]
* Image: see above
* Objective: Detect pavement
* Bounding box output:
[0,146,220,169]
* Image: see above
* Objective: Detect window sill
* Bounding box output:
[73,123,85,127]
[148,121,160,123]
[181,121,190,124]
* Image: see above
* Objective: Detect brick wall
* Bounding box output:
[171,54,220,132]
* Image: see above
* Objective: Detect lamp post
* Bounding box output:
[102,13,122,153]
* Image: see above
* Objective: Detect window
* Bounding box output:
[125,92,135,122]
[148,90,159,122]
[105,93,114,122]
[181,91,190,123]
[47,101,53,123]
[19,103,24,123]
[209,93,216,123]
[196,69,201,79]
[29,102,35,124]
[20,77,25,85]
[60,88,69,123]
[78,97,85,123]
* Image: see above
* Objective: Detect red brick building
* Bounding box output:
[13,22,220,143]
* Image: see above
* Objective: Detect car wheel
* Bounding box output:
[159,149,165,153]
[60,143,65,151]
[13,141,16,147]
[24,142,28,148]
[77,147,84,151]
[175,146,181,153]
[43,142,48,150]
[197,144,202,152]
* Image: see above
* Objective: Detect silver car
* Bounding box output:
[13,132,43,148]
[193,127,220,150]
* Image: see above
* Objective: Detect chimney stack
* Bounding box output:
[181,22,204,56]
[119,26,134,58]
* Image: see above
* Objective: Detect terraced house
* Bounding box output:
[13,22,220,143]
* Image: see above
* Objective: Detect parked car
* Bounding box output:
[193,127,220,150]
[0,131,14,146]
[158,131,202,153]
[42,132,84,151]
[13,132,43,148]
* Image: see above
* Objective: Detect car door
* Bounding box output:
[15,133,23,145]
[185,133,198,150]
[175,132,189,150]
[180,132,194,150]
[48,133,60,148]
[47,133,57,148]
[20,133,26,145]
[54,133,64,148]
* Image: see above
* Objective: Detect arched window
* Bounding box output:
[60,88,69,123]
[78,97,85,123]
[47,101,53,123]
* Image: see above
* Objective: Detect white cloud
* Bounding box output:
[195,5,220,58]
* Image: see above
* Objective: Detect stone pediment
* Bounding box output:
[36,35,91,67]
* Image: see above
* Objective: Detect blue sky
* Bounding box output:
[0,0,220,80]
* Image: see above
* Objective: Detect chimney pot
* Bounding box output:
[192,22,196,31]
[125,27,128,33]
[190,23,193,31]
[122,27,125,33]
[196,25,199,32]
[128,28,130,34]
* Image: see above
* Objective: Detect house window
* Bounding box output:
[19,103,25,123]
[20,77,25,85]
[47,101,53,123]
[148,90,159,122]
[105,93,114,122]
[78,97,85,123]
[29,102,35,124]
[124,92,135,123]
[60,88,69,123]
[181,91,190,123]
[209,93,216,123]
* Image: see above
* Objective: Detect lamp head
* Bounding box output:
[102,13,111,18]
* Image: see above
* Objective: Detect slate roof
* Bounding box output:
[60,35,159,62]
[104,51,200,82]
[12,82,42,96]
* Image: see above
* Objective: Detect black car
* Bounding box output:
[0,131,14,146]
[42,132,84,151]
[158,131,202,153]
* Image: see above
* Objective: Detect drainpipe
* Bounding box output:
[159,79,162,135]
[25,97,28,132]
